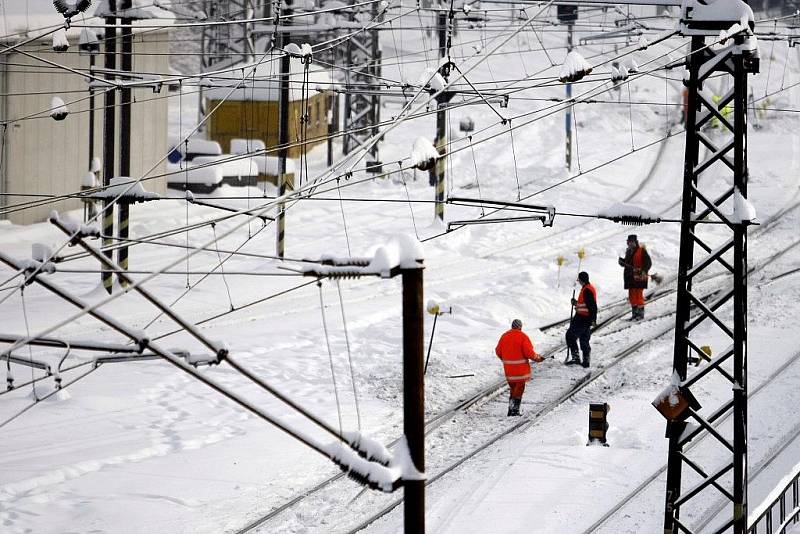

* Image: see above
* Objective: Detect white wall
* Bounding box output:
[1,30,169,225]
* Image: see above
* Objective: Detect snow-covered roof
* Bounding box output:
[0,0,174,42]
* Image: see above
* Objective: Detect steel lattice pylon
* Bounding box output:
[201,1,262,71]
[662,32,759,534]
[342,1,381,162]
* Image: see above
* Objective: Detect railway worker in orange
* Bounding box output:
[618,234,653,321]
[566,271,597,368]
[495,319,544,416]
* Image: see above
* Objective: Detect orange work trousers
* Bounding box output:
[509,381,526,399]
[628,288,645,306]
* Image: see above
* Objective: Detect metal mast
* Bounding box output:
[662,14,759,534]
[201,1,261,71]
[342,0,381,167]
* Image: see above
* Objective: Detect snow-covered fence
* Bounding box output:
[748,462,800,533]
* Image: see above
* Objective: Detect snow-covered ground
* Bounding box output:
[1,5,799,534]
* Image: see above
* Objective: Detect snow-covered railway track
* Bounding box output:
[580,345,800,534]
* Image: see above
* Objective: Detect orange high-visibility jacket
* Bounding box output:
[576,283,598,318]
[495,329,542,383]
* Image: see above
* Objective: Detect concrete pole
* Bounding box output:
[101,0,117,294]
[276,0,293,258]
[118,1,133,287]
[402,264,425,534]
[566,23,573,172]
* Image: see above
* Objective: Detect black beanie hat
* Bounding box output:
[578,271,590,284]
[627,234,638,242]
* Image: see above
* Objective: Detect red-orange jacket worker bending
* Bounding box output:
[495,319,543,417]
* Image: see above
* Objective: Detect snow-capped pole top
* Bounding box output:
[680,0,755,37]
[732,187,758,224]
[52,29,70,52]
[418,67,446,93]
[299,235,424,279]
[559,51,592,83]
[50,97,68,121]
[410,137,439,171]
[284,42,313,62]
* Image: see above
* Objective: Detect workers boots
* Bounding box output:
[637,306,646,320]
[507,397,522,417]
[582,353,590,368]
[565,351,581,365]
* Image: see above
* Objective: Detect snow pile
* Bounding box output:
[52,29,69,52]
[626,58,639,73]
[559,51,592,83]
[90,177,160,202]
[191,156,259,179]
[410,137,439,170]
[230,140,292,176]
[90,156,102,173]
[79,28,99,50]
[230,138,265,155]
[717,22,745,45]
[733,187,758,224]
[50,97,68,121]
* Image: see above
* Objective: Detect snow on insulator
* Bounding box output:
[418,67,445,93]
[638,35,649,50]
[285,42,313,60]
[343,431,393,466]
[717,22,745,45]
[50,97,68,121]
[611,65,629,83]
[410,137,439,171]
[90,156,102,173]
[733,187,758,224]
[90,176,160,202]
[626,58,639,73]
[597,202,660,225]
[379,0,390,11]
[300,235,423,278]
[52,28,69,52]
[558,51,592,83]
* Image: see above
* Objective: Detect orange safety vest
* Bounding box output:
[632,248,648,283]
[576,283,597,317]
[495,329,541,382]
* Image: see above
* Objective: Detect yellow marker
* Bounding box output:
[577,248,586,260]
[557,255,566,266]
[427,303,440,315]
[701,345,712,358]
